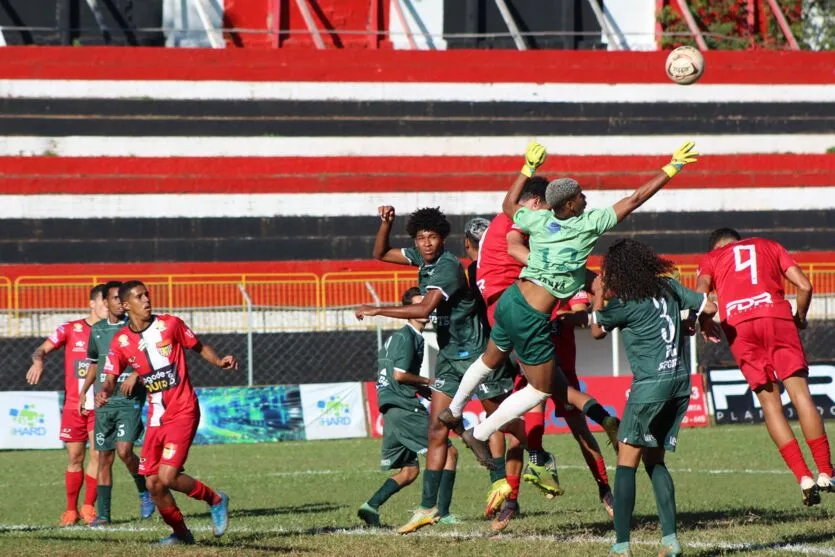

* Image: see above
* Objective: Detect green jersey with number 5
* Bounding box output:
[513,206,618,299]
[595,278,707,403]
[87,317,145,409]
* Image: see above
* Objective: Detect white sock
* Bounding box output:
[448,356,494,417]
[473,384,548,441]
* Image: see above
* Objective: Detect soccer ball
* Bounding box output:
[665,46,704,85]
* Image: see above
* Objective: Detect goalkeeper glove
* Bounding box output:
[521,142,547,178]
[662,140,699,178]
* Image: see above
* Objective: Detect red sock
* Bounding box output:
[188,480,221,506]
[506,475,520,501]
[83,475,97,506]
[594,457,610,487]
[65,471,83,511]
[807,436,834,477]
[159,505,189,536]
[524,411,544,452]
[779,439,813,483]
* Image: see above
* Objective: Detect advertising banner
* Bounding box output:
[708,363,835,425]
[0,391,63,449]
[300,382,368,440]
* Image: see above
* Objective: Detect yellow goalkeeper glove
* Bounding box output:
[662,140,699,178]
[521,142,547,178]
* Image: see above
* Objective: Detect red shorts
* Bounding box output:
[139,413,199,476]
[60,406,95,443]
[723,317,808,391]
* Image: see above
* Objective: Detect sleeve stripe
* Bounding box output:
[696,293,708,316]
[425,285,450,301]
[592,311,607,332]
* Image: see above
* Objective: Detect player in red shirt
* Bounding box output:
[697,228,832,506]
[25,284,109,526]
[97,281,238,545]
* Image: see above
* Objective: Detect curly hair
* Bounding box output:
[601,239,676,302]
[406,207,451,239]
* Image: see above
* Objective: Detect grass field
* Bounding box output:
[3,424,835,556]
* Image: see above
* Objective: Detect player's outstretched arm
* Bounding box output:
[785,266,813,329]
[25,340,56,385]
[503,142,547,218]
[373,205,411,265]
[612,141,698,223]
[195,343,239,370]
[356,289,444,321]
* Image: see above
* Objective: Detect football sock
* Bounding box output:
[84,474,97,506]
[132,473,147,494]
[528,450,546,466]
[507,474,520,501]
[367,478,401,510]
[582,400,611,427]
[420,469,442,509]
[438,470,456,517]
[614,466,636,544]
[779,439,813,483]
[584,453,609,486]
[473,385,548,442]
[65,471,83,511]
[807,435,834,477]
[159,505,189,536]
[96,485,112,520]
[489,456,507,484]
[646,463,677,537]
[188,480,221,506]
[524,411,545,452]
[448,356,494,417]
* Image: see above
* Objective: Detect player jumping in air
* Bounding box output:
[442,140,699,467]
[697,228,833,506]
[358,287,459,527]
[592,239,717,557]
[26,284,108,526]
[355,206,498,534]
[98,281,236,545]
[79,281,154,525]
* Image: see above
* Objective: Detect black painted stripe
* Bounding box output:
[0,98,831,136]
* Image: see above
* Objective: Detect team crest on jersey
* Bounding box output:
[118,334,129,347]
[73,323,83,332]
[547,222,562,233]
[163,443,177,460]
[155,320,166,332]
[156,340,172,358]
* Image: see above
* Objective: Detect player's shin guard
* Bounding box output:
[159,505,189,536]
[448,356,494,417]
[807,436,834,477]
[489,456,507,483]
[473,385,548,442]
[84,474,97,506]
[368,478,401,510]
[188,480,221,506]
[96,485,112,520]
[507,474,520,501]
[582,400,612,426]
[646,463,677,538]
[420,470,442,510]
[524,411,545,452]
[779,439,814,483]
[65,471,83,511]
[614,466,637,544]
[438,470,456,517]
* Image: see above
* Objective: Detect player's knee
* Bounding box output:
[116,445,133,462]
[401,466,420,484]
[428,419,448,441]
[145,475,163,494]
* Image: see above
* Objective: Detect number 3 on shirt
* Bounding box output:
[733,245,758,285]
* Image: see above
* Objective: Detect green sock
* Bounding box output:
[489,456,507,484]
[97,485,112,520]
[614,465,637,544]
[647,463,677,537]
[420,469,442,509]
[582,400,610,426]
[132,473,147,494]
[438,470,456,517]
[367,478,401,510]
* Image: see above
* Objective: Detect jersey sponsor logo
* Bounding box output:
[73,323,83,333]
[156,340,172,358]
[547,222,561,233]
[141,365,179,394]
[162,443,177,461]
[72,340,86,353]
[725,292,773,317]
[118,334,130,347]
[75,360,91,378]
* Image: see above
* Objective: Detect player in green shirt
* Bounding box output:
[79,281,153,525]
[357,288,459,528]
[355,206,487,534]
[445,140,699,467]
[590,240,717,557]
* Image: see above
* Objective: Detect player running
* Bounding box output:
[358,288,459,527]
[79,281,154,525]
[25,284,108,526]
[444,140,699,466]
[354,206,494,534]
[98,281,236,545]
[591,239,717,557]
[697,228,833,506]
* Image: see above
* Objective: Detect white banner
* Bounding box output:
[0,391,62,449]
[300,382,368,440]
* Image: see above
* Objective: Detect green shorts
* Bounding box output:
[490,283,553,365]
[380,406,430,470]
[430,353,476,398]
[476,360,517,401]
[94,404,144,451]
[618,396,689,451]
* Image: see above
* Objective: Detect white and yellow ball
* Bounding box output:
[665,46,705,85]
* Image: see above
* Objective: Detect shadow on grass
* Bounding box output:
[189,502,345,521]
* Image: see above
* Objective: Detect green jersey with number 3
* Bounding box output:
[402,247,486,360]
[87,317,145,409]
[595,278,706,403]
[376,324,425,412]
[513,205,618,299]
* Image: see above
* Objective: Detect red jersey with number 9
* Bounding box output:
[697,237,796,327]
[477,213,526,304]
[104,315,199,427]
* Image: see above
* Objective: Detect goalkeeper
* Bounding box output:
[439,141,700,466]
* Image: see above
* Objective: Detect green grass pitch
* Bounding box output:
[2,424,835,556]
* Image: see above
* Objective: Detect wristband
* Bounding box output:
[662,163,682,178]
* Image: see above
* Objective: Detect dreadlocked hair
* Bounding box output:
[406,207,451,239]
[601,239,677,302]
